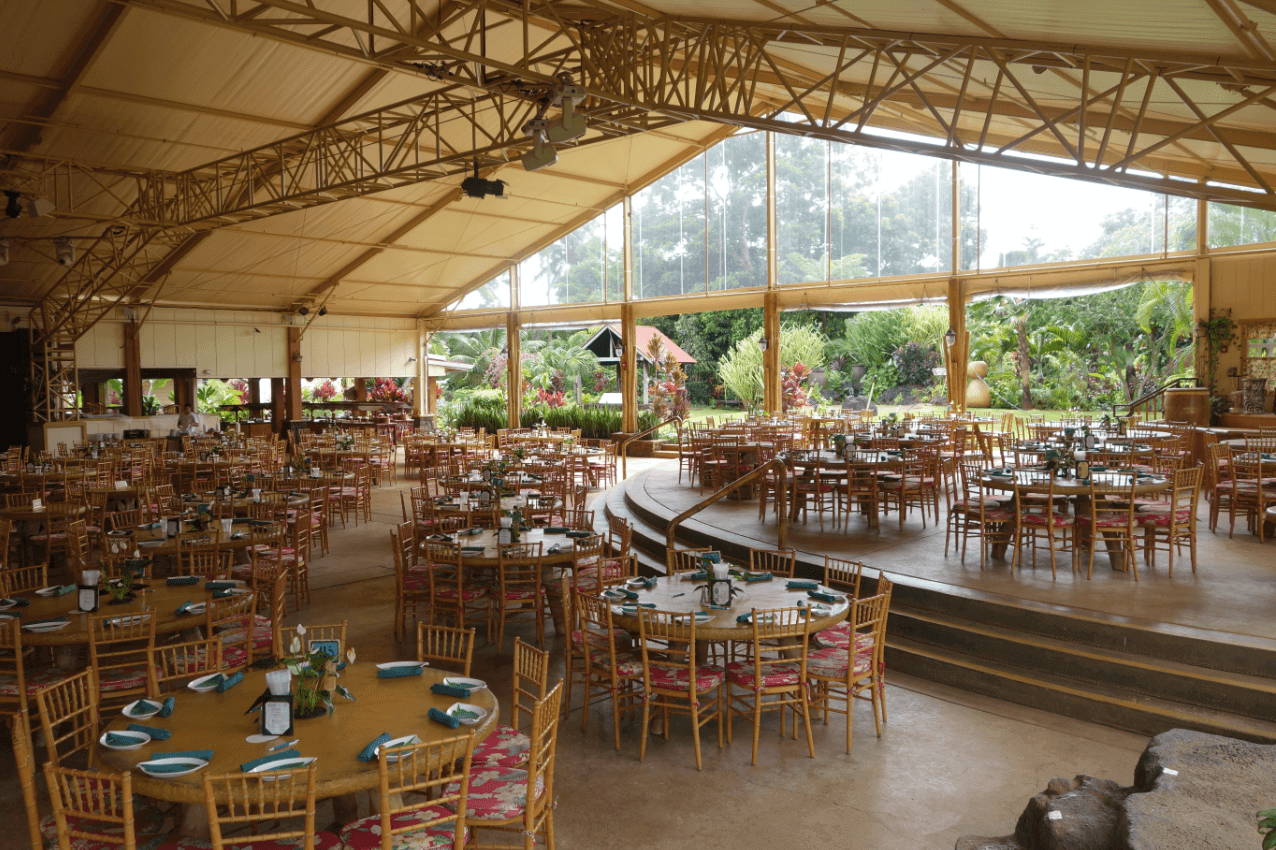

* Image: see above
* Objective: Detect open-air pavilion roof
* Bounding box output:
[5,0,1276,326]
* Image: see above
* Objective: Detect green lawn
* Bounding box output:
[680,404,1106,424]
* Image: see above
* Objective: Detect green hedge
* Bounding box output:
[451,401,660,442]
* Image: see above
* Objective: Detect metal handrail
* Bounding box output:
[665,456,789,552]
[1111,377,1196,421]
[619,416,683,480]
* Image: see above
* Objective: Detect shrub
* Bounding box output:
[892,341,941,385]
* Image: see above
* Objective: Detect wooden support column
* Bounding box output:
[249,379,263,407]
[413,324,428,418]
[285,327,302,426]
[427,377,438,415]
[81,382,101,411]
[122,321,142,417]
[354,379,368,402]
[1194,198,1213,386]
[270,378,285,434]
[947,278,968,412]
[174,376,196,410]
[505,312,521,429]
[763,292,781,414]
[621,304,637,434]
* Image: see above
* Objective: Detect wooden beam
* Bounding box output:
[285,327,302,424]
[505,311,521,429]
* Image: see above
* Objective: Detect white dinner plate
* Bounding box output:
[674,612,713,624]
[101,730,151,750]
[0,599,17,610]
[121,700,162,719]
[23,621,70,632]
[250,756,317,778]
[375,735,421,761]
[601,589,627,601]
[446,703,487,726]
[443,676,487,691]
[376,661,427,670]
[187,673,224,692]
[34,587,63,597]
[803,603,833,617]
[177,602,207,616]
[625,578,647,588]
[138,758,208,778]
[105,613,151,628]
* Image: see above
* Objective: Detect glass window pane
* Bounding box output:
[634,153,707,298]
[604,203,624,302]
[972,164,1169,269]
[958,162,980,272]
[1208,202,1276,248]
[518,216,607,307]
[707,132,768,291]
[776,134,829,284]
[453,271,509,311]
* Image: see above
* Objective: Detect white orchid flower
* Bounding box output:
[346,647,357,664]
[295,623,306,636]
[289,636,302,654]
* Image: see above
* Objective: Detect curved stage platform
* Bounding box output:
[594,462,1276,743]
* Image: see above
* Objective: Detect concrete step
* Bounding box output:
[887,636,1276,744]
[890,607,1276,722]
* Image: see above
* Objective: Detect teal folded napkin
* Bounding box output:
[807,590,839,604]
[543,527,570,534]
[167,576,199,586]
[128,700,161,717]
[27,616,69,626]
[633,577,657,589]
[736,612,753,624]
[460,528,482,536]
[126,723,171,740]
[428,707,460,728]
[205,581,236,590]
[153,749,213,762]
[428,534,455,542]
[430,683,473,699]
[786,580,819,590]
[686,570,708,581]
[460,546,486,554]
[357,733,392,762]
[212,590,237,599]
[51,585,75,597]
[160,697,175,718]
[0,611,22,621]
[377,665,423,679]
[2,598,30,607]
[741,571,773,583]
[565,530,590,539]
[618,588,639,600]
[240,749,300,773]
[174,601,193,616]
[105,732,142,747]
[215,672,244,693]
[700,552,721,563]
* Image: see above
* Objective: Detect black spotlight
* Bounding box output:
[317,306,327,317]
[460,160,507,199]
[297,306,309,316]
[4,192,21,219]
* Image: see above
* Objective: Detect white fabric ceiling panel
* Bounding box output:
[0,1,100,78]
[89,7,368,128]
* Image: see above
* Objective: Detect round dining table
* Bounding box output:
[4,581,252,648]
[423,525,586,570]
[607,574,850,661]
[98,662,499,834]
[980,469,1172,570]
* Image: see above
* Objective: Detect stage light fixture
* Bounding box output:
[27,197,55,218]
[54,238,75,266]
[297,306,309,316]
[460,160,507,199]
[521,126,558,173]
[4,192,21,219]
[317,306,327,317]
[545,96,586,144]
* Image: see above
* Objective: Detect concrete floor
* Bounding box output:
[1,459,1162,850]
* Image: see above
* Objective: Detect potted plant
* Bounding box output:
[282,624,356,720]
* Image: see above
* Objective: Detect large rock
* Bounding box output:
[956,730,1276,850]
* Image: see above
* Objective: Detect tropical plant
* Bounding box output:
[140,396,160,416]
[281,624,356,718]
[892,341,941,385]
[645,334,690,422]
[313,379,339,400]
[369,377,410,404]
[717,324,827,407]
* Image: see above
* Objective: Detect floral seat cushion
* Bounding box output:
[472,724,530,769]
[160,829,342,850]
[98,664,156,694]
[589,652,643,679]
[805,645,873,679]
[569,628,628,649]
[1076,515,1135,529]
[443,768,545,822]
[725,660,802,690]
[0,665,76,696]
[1021,512,1075,527]
[1139,510,1195,527]
[434,586,488,601]
[402,575,430,592]
[501,588,539,602]
[40,797,174,850]
[648,663,725,693]
[338,804,466,850]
